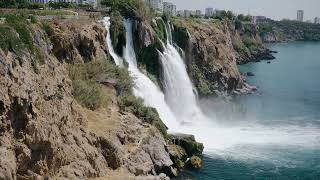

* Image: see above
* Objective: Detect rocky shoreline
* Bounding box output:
[0,8,283,179]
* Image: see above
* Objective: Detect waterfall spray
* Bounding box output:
[159,22,206,122]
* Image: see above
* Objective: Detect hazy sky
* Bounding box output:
[166,0,320,21]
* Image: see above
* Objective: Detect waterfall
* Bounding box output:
[102,17,124,67]
[159,22,206,123]
[103,17,179,130]
[121,19,180,130]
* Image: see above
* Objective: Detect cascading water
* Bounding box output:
[120,19,180,130]
[102,17,124,67]
[159,22,207,123]
[103,17,320,169]
[156,20,320,161]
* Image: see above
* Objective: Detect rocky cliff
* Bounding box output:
[171,19,257,96]
[0,15,202,179]
[258,20,320,43]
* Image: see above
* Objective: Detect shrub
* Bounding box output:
[69,60,132,109]
[101,0,151,21]
[233,40,248,53]
[110,11,126,56]
[242,35,259,48]
[42,21,54,36]
[0,26,25,54]
[118,93,167,136]
[4,14,34,51]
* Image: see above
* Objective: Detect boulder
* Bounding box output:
[246,72,255,77]
[168,145,188,168]
[186,156,203,170]
[170,134,203,157]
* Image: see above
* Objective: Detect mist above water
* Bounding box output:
[103,17,320,165]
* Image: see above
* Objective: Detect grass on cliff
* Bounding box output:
[69,60,168,136]
[0,14,34,53]
[69,60,132,110]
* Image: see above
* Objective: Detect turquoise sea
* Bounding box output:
[182,42,320,179]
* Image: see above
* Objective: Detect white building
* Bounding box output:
[177,10,184,17]
[183,10,191,18]
[195,10,202,17]
[145,0,163,12]
[82,0,100,8]
[205,7,214,17]
[314,17,320,24]
[297,10,304,22]
[163,2,176,16]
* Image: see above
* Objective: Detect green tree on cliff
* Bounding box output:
[101,0,151,21]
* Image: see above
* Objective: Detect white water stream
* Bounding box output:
[103,17,320,163]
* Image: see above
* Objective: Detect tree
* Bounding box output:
[0,0,16,8]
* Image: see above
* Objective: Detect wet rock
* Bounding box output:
[170,134,203,157]
[246,72,255,77]
[186,156,203,170]
[168,145,188,168]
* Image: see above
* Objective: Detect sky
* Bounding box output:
[166,0,320,21]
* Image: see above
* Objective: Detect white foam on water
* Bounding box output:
[103,17,320,164]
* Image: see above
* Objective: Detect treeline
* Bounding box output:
[101,0,151,20]
[259,20,320,41]
[0,0,91,9]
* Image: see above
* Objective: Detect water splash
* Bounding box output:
[159,22,207,123]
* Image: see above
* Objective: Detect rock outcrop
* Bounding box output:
[168,134,204,170]
[0,17,178,179]
[172,19,251,96]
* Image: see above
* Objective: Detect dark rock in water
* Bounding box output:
[170,133,204,157]
[267,61,271,64]
[186,156,203,170]
[270,50,278,53]
[168,145,188,169]
[246,72,255,77]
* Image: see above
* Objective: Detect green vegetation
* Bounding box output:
[0,0,91,9]
[69,60,132,110]
[237,14,251,22]
[232,40,248,54]
[110,11,126,56]
[118,93,167,136]
[4,14,34,51]
[212,10,235,21]
[48,2,92,9]
[259,20,320,41]
[152,18,167,42]
[69,60,167,135]
[101,0,151,21]
[41,21,54,36]
[242,35,260,48]
[0,26,25,54]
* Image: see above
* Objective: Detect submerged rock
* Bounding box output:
[246,72,255,77]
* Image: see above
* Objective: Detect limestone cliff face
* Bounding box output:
[230,23,275,64]
[172,20,249,96]
[0,19,176,179]
[49,20,109,63]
